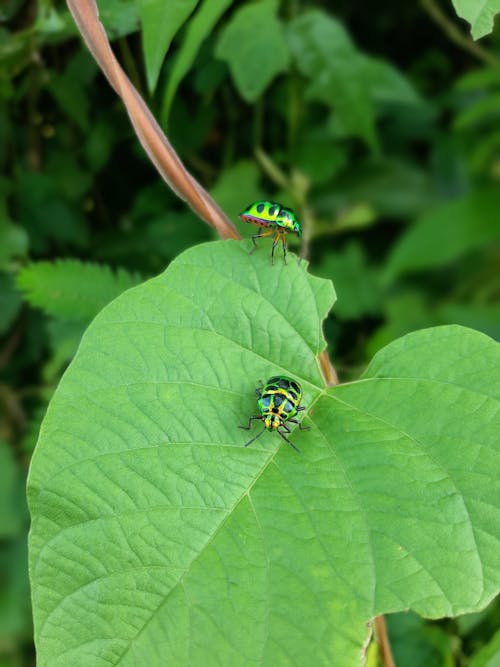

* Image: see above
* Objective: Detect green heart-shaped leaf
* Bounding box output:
[29,241,500,666]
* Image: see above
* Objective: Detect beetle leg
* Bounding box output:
[250,229,273,253]
[296,406,306,412]
[271,231,281,265]
[282,233,288,265]
[287,418,311,431]
[239,415,262,431]
[277,428,301,454]
[243,427,267,448]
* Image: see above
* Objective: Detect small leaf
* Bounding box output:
[451,0,500,39]
[138,0,199,92]
[287,10,422,150]
[97,0,139,39]
[162,0,234,121]
[16,260,142,322]
[215,0,290,102]
[384,189,500,281]
[287,9,377,149]
[360,55,422,106]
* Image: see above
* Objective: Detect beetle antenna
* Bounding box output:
[244,428,267,448]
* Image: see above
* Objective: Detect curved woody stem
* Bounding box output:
[66,0,240,241]
[319,350,339,386]
[375,615,396,667]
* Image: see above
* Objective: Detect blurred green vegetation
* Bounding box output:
[1,0,499,664]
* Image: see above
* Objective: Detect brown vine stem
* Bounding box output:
[375,615,396,667]
[319,350,339,386]
[421,0,500,67]
[65,0,240,241]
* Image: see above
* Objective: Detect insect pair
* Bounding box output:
[239,201,302,265]
[240,376,309,453]
[239,207,307,450]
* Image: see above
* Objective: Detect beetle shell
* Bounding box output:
[240,375,308,452]
[258,376,303,430]
[239,201,302,237]
[239,200,282,228]
[275,207,302,237]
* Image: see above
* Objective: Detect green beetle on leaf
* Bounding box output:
[239,200,302,264]
[240,376,310,453]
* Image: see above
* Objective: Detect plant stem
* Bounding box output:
[66,0,240,241]
[319,350,339,386]
[421,0,500,67]
[375,615,396,667]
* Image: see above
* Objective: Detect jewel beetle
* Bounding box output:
[239,200,302,265]
[240,375,310,453]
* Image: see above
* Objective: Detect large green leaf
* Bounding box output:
[138,0,199,92]
[29,242,500,666]
[451,0,500,39]
[215,0,290,102]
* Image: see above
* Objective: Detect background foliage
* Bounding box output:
[1,0,500,665]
